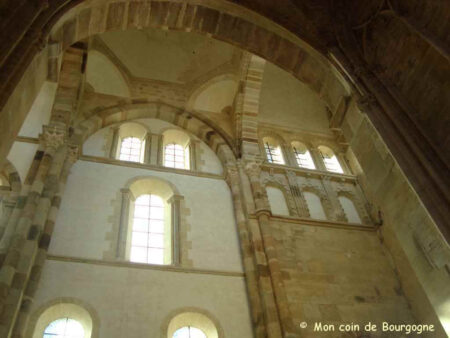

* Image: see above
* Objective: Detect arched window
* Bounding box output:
[130,194,165,265]
[30,301,94,338]
[303,191,327,220]
[262,137,284,164]
[292,141,315,169]
[119,137,143,162]
[114,122,148,163]
[166,310,221,338]
[338,196,362,224]
[43,318,84,338]
[163,130,191,170]
[318,146,343,173]
[266,186,289,216]
[117,177,179,265]
[173,326,207,338]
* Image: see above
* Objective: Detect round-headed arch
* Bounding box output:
[44,0,350,112]
[161,307,224,338]
[26,297,100,338]
[73,102,237,167]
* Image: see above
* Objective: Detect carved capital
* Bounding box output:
[67,144,80,164]
[225,164,239,186]
[40,125,67,152]
[243,160,263,179]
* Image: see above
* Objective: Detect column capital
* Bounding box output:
[40,124,67,152]
[224,164,239,185]
[67,144,79,164]
[168,194,184,204]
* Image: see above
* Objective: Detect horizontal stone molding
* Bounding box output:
[261,162,357,183]
[79,155,225,180]
[251,214,376,232]
[47,255,245,278]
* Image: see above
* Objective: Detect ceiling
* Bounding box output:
[99,28,238,84]
[259,62,330,133]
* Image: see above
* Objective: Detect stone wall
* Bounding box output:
[270,218,420,337]
[341,99,450,336]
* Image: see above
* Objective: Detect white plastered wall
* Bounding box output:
[7,142,39,183]
[18,81,57,138]
[34,156,251,337]
[50,161,241,272]
[32,260,252,337]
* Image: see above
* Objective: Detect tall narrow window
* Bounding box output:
[339,196,362,224]
[164,143,188,169]
[318,146,343,173]
[130,194,165,265]
[119,137,142,162]
[292,142,315,169]
[304,191,327,220]
[263,140,284,164]
[43,318,84,338]
[173,326,207,338]
[266,186,289,216]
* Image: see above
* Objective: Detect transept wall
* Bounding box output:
[0,1,448,337]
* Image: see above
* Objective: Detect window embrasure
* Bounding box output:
[164,143,189,169]
[114,122,147,163]
[292,141,315,169]
[162,129,191,170]
[263,137,284,165]
[119,137,143,163]
[318,145,343,174]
